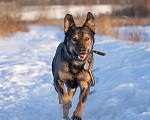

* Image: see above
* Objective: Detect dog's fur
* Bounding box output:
[52,12,95,120]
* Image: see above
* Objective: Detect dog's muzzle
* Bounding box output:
[77,47,88,61]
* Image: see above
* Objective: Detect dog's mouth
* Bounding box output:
[73,51,88,61]
[78,54,87,61]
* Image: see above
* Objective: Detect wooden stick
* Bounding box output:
[93,50,106,56]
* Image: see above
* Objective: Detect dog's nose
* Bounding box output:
[78,47,86,52]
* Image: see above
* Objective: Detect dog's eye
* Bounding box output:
[85,37,89,41]
[72,38,77,42]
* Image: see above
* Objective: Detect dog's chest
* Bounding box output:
[69,66,82,75]
[58,61,85,82]
[58,66,91,86]
[58,68,80,82]
[69,61,85,74]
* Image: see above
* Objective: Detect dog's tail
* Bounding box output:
[93,50,105,56]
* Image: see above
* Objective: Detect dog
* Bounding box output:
[52,12,95,120]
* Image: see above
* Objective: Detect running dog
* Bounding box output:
[52,12,95,120]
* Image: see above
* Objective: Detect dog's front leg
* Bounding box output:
[72,81,90,120]
[54,80,70,104]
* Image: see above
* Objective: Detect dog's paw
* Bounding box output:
[71,115,81,120]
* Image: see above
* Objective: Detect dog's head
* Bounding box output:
[64,12,95,61]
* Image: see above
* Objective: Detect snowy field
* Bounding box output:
[0,25,150,120]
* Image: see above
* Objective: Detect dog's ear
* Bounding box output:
[84,12,95,34]
[64,14,76,35]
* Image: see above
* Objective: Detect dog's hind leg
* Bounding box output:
[54,80,72,119]
[62,100,72,120]
[63,88,76,119]
[72,81,90,119]
[63,109,69,120]
[67,88,77,100]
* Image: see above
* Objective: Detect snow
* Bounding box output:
[0,25,150,120]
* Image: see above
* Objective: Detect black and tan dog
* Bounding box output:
[52,12,95,120]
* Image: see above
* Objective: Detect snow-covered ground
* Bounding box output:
[0,25,150,120]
